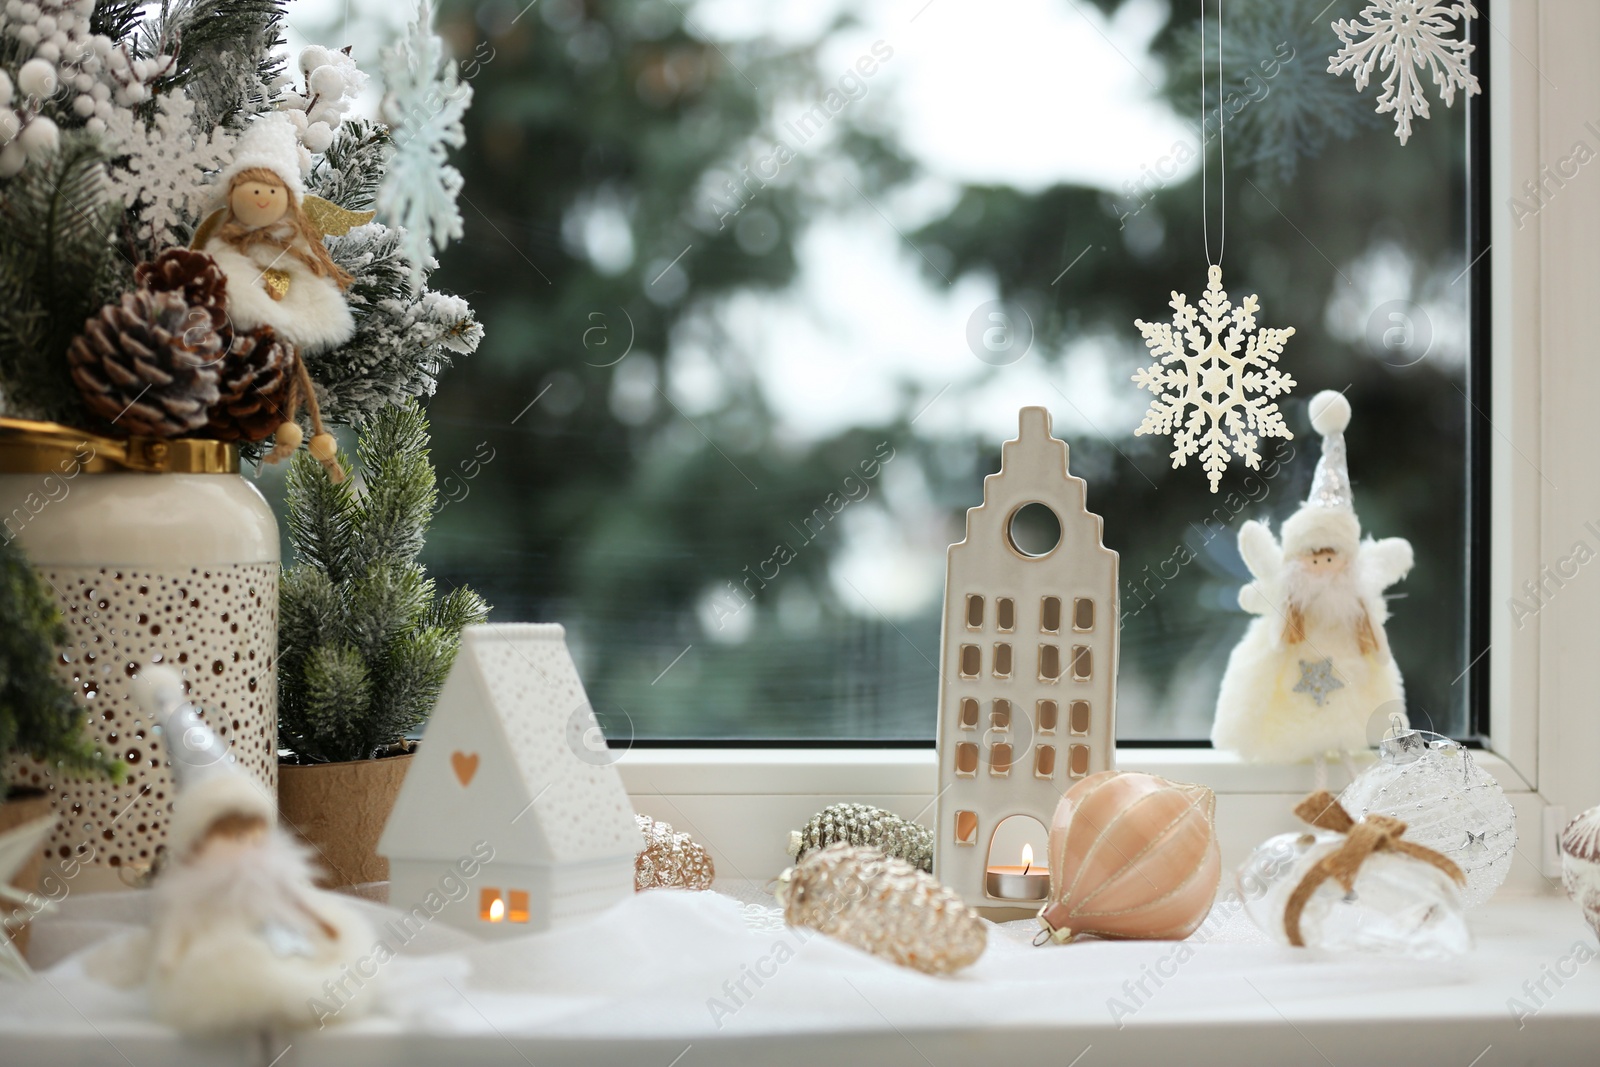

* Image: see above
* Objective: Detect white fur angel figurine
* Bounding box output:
[104,666,376,1033]
[192,112,371,480]
[1211,391,1415,777]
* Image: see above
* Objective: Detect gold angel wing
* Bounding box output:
[189,208,227,250]
[302,196,376,238]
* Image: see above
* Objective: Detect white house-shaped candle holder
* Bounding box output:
[379,624,641,936]
[934,406,1119,909]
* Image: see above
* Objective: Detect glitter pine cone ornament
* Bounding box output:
[133,249,231,318]
[1338,726,1515,908]
[787,803,934,873]
[777,842,986,975]
[634,814,715,892]
[67,287,225,437]
[203,327,299,443]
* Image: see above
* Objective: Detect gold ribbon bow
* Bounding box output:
[1283,791,1466,947]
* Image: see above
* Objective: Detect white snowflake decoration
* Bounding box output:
[377,1,470,291]
[102,89,234,249]
[1132,265,1298,494]
[1328,0,1481,146]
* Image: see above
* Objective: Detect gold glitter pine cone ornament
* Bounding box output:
[634,814,715,891]
[787,802,934,872]
[777,842,986,975]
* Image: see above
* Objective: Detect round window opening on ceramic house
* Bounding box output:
[1006,501,1062,558]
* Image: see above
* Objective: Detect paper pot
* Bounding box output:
[279,750,414,888]
[0,792,54,958]
[0,419,278,891]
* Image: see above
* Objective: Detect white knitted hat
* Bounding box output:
[216,112,305,205]
[1281,390,1361,557]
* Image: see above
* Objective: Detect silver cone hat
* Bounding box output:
[1304,391,1354,511]
[1307,426,1352,509]
[131,665,239,793]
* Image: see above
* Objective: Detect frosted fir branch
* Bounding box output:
[376,1,469,291]
[139,0,288,131]
[308,220,482,427]
[308,119,390,211]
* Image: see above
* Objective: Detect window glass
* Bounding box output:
[293,0,1473,741]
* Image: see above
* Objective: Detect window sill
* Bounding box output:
[616,744,1536,795]
[8,893,1589,1066]
[619,747,1553,895]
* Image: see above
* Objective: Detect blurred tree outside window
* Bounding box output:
[284,0,1475,742]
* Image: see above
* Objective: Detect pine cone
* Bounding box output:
[779,843,986,975]
[634,814,715,891]
[68,289,224,438]
[788,803,934,872]
[201,327,297,442]
[134,248,230,327]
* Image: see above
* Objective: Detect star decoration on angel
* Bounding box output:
[1293,657,1345,707]
[1328,0,1481,145]
[1132,264,1297,494]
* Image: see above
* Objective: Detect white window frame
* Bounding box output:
[621,0,1587,894]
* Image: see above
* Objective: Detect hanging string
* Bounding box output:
[1199,0,1226,268]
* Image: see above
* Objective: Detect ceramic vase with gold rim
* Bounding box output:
[0,418,279,891]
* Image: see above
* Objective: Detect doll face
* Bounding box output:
[1301,548,1347,576]
[230,178,289,228]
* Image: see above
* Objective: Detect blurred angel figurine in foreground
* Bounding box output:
[1211,391,1414,782]
[95,666,374,1033]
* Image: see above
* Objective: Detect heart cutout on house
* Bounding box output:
[451,750,479,787]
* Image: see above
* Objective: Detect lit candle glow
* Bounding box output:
[986,842,1050,901]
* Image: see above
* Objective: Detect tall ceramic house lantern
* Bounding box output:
[379,624,641,936]
[934,406,1119,909]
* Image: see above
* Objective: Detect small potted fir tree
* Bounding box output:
[0,537,120,949]
[277,400,487,887]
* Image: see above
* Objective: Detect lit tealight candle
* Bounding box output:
[985,843,1050,901]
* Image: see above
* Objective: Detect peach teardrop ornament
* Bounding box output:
[1036,770,1221,944]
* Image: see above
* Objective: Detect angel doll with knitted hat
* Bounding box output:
[1211,390,1414,781]
[88,666,375,1032]
[193,112,371,479]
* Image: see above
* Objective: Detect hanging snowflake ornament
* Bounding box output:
[1133,265,1297,494]
[376,1,470,291]
[1328,0,1481,146]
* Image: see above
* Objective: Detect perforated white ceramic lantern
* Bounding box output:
[379,624,642,936]
[0,419,278,893]
[933,407,1119,909]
